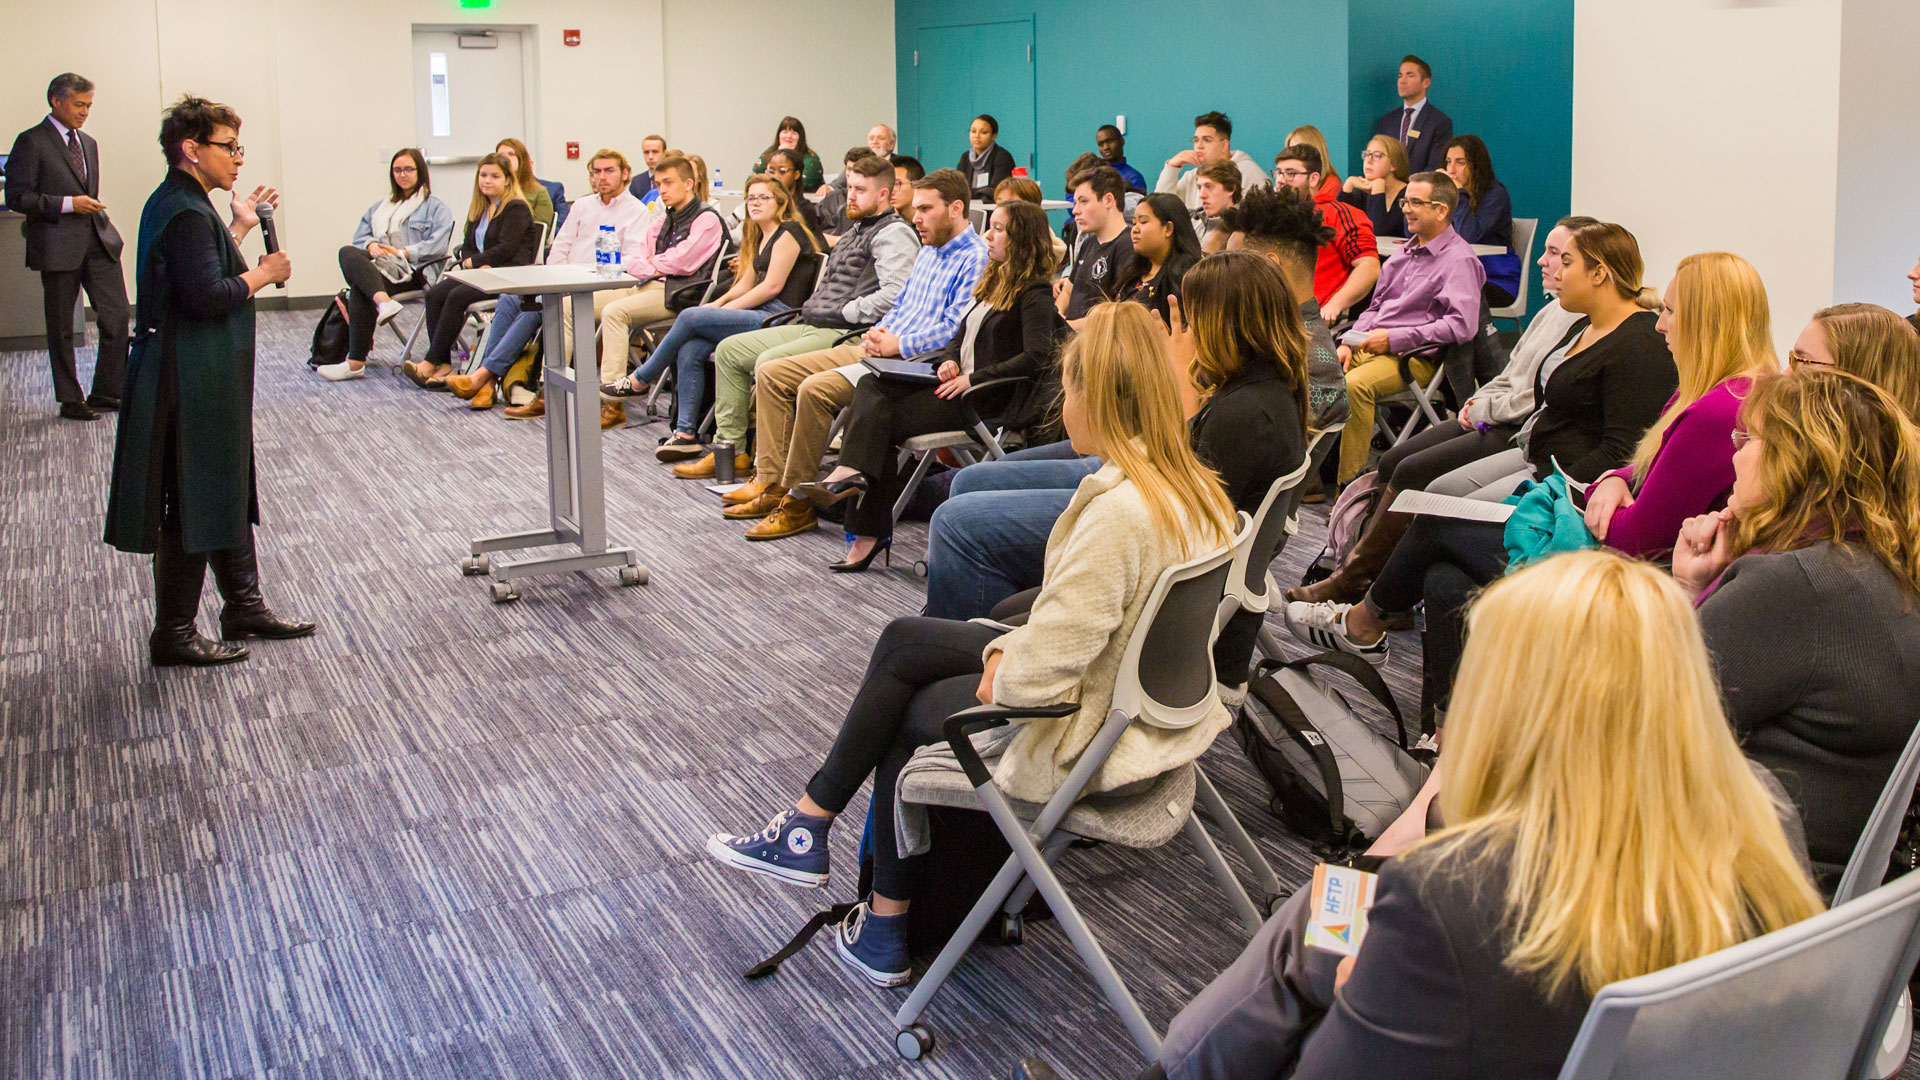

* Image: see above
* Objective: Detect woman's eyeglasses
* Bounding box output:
[1730,428,1757,450]
[1787,348,1835,369]
[202,139,244,158]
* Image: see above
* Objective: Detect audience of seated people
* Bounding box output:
[1373,54,1453,173]
[751,116,824,193]
[439,149,651,411]
[627,133,666,203]
[1443,134,1520,305]
[1271,144,1380,324]
[1221,185,1348,429]
[959,113,1017,203]
[692,153,917,478]
[706,301,1241,988]
[399,153,536,389]
[492,137,561,233]
[1284,125,1342,203]
[598,172,820,447]
[315,148,454,381]
[791,198,1068,570]
[1331,171,1484,484]
[1292,216,1597,604]
[1340,134,1411,238]
[727,169,988,543]
[1194,161,1242,254]
[1058,166,1135,330]
[1114,192,1201,323]
[1095,123,1148,193]
[1156,111,1267,215]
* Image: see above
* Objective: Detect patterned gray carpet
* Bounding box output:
[4,312,1910,1080]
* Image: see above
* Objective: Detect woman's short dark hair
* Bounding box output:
[763,116,812,161]
[389,147,430,201]
[158,94,241,168]
[973,113,999,137]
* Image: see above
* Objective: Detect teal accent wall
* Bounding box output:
[894,0,1352,205]
[1347,0,1574,250]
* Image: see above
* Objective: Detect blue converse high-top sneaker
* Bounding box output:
[835,901,911,988]
[705,808,832,887]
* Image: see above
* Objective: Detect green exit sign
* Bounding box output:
[459,0,490,8]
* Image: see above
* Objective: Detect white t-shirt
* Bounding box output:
[957,300,992,374]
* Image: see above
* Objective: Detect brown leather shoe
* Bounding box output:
[722,491,786,519]
[721,478,774,506]
[601,401,626,430]
[470,381,495,410]
[445,372,487,400]
[504,394,546,420]
[672,451,753,480]
[1285,488,1414,605]
[744,498,817,540]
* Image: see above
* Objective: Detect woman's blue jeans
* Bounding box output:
[632,301,788,434]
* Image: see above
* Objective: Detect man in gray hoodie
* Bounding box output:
[1156,110,1267,213]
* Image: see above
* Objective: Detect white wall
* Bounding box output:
[1831,0,1920,313]
[0,0,892,302]
[1572,0,1842,351]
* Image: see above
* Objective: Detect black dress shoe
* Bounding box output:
[220,607,318,640]
[85,394,121,411]
[59,401,99,421]
[1013,1059,1064,1080]
[150,628,249,667]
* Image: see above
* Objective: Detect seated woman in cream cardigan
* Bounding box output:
[705,302,1239,989]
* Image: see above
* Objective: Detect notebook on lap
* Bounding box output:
[860,358,941,385]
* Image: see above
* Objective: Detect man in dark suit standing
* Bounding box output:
[5,73,128,421]
[1371,55,1454,175]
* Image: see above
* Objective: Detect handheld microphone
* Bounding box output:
[255,202,285,289]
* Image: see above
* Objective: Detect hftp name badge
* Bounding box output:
[1304,863,1378,957]
[1408,129,1422,140]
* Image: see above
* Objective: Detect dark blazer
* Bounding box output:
[1372,102,1454,174]
[957,144,1018,202]
[1525,311,1677,482]
[928,279,1069,434]
[456,199,537,269]
[5,117,124,271]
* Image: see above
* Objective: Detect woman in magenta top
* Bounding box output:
[1584,252,1779,555]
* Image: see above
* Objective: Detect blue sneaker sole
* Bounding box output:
[835,933,911,988]
[704,835,830,888]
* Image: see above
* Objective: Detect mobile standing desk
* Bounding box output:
[445,264,649,603]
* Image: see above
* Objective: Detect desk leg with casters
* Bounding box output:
[462,288,650,602]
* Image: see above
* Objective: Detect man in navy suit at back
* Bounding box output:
[1372,55,1454,176]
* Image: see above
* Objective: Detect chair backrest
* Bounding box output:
[1112,524,1246,730]
[1220,451,1316,627]
[534,218,551,263]
[1491,216,1538,319]
[1557,869,1920,1080]
[1834,719,1920,904]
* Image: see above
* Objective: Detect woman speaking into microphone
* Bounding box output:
[104,95,312,667]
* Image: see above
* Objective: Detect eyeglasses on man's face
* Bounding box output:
[1274,168,1311,182]
[1403,196,1438,210]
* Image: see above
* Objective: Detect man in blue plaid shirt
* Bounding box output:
[729,168,989,541]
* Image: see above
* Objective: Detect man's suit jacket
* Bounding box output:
[1372,102,1454,175]
[4,117,124,272]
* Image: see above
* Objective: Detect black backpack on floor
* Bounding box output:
[306,290,350,368]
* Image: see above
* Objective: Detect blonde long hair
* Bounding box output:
[1629,252,1777,479]
[1811,303,1920,421]
[1424,551,1823,998]
[1286,125,1340,186]
[493,138,538,193]
[735,175,819,282]
[466,153,526,224]
[1062,303,1237,556]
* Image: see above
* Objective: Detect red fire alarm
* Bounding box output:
[563,29,580,46]
[565,141,580,160]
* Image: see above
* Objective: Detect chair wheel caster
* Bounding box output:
[619,565,647,586]
[997,912,1024,945]
[913,559,929,579]
[461,554,490,576]
[894,1024,934,1060]
[490,582,518,603]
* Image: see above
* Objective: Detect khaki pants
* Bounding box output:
[755,343,864,491]
[594,281,670,385]
[1338,350,1437,482]
[550,284,639,376]
[711,324,846,443]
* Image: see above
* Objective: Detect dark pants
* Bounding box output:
[153,403,260,634]
[337,246,425,361]
[838,377,975,540]
[1366,515,1509,724]
[805,617,1000,900]
[40,234,129,402]
[421,277,490,365]
[1374,420,1519,492]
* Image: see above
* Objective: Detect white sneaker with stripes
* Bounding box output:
[1281,600,1390,667]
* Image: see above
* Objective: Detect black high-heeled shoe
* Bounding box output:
[828,537,891,574]
[793,474,870,511]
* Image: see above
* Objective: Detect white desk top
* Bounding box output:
[447,264,639,296]
[1377,236,1508,258]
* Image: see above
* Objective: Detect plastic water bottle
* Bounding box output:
[712,167,724,201]
[595,224,617,277]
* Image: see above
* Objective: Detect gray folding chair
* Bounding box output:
[1255,429,1339,664]
[1834,719,1920,1077]
[885,375,1030,524]
[888,523,1264,1062]
[1491,216,1539,326]
[1556,868,1920,1080]
[1371,354,1451,447]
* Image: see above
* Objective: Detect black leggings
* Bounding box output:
[338,246,425,361]
[421,277,490,366]
[806,616,1000,900]
[1366,515,1509,725]
[1375,420,1519,492]
[838,377,975,540]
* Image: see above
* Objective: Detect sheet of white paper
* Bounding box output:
[833,362,870,387]
[1389,489,1517,523]
[1338,329,1370,347]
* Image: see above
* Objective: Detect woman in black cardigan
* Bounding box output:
[957,114,1018,203]
[404,153,538,388]
[796,200,1066,571]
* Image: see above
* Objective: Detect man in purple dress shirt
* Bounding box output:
[1334,171,1485,482]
